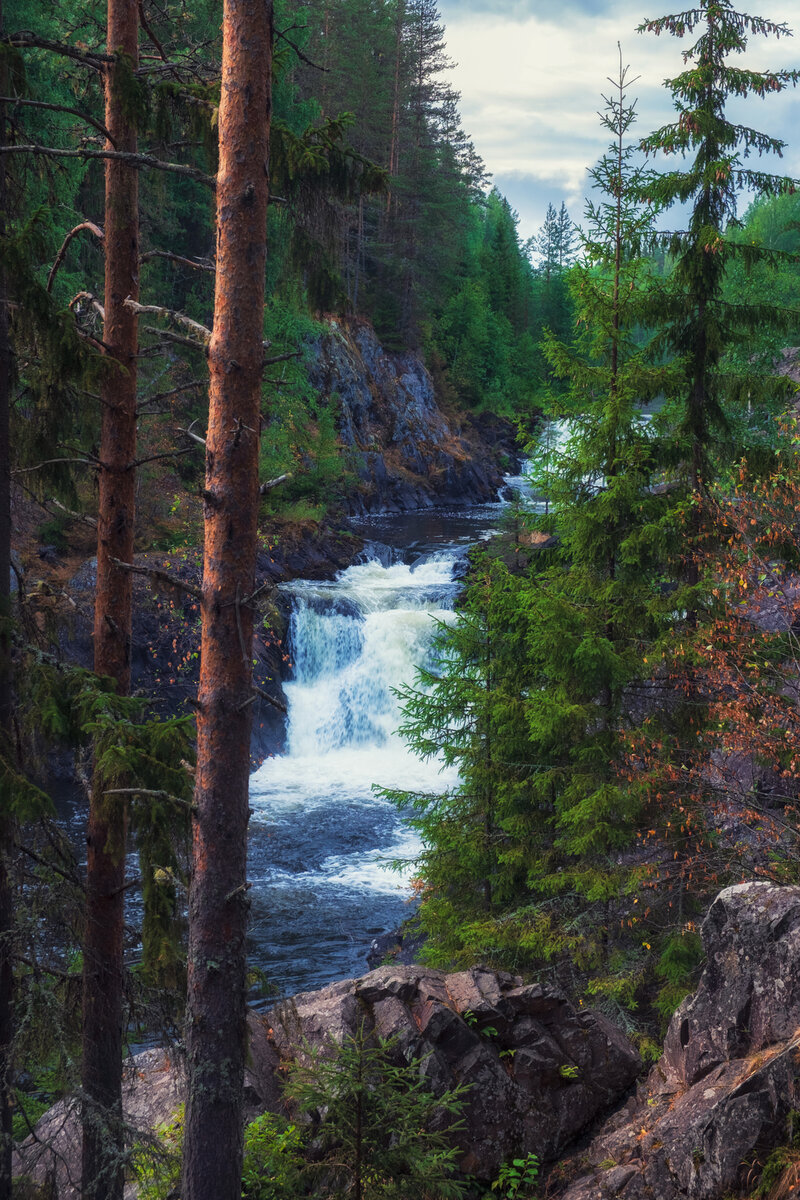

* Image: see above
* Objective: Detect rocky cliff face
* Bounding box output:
[559,882,800,1200]
[309,318,516,513]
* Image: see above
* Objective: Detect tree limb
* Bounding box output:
[252,685,287,715]
[140,248,215,273]
[137,1,169,63]
[68,290,105,320]
[104,787,195,809]
[108,556,202,599]
[258,471,291,496]
[0,143,216,187]
[177,419,206,447]
[0,97,115,146]
[137,379,205,410]
[263,350,302,367]
[48,497,98,528]
[11,457,98,475]
[131,445,200,467]
[275,28,328,72]
[6,31,113,69]
[140,326,208,354]
[123,297,211,343]
[48,222,104,292]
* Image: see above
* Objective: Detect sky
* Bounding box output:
[437,0,800,243]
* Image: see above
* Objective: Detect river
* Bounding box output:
[246,500,529,999]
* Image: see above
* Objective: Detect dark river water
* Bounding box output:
[245,499,527,999]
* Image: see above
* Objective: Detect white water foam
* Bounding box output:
[248,554,461,990]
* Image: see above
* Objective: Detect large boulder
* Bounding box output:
[559,882,800,1200]
[248,964,640,1179]
[15,966,639,1194]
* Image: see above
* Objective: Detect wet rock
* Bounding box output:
[559,883,800,1200]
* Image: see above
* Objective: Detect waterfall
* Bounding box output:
[247,553,462,996]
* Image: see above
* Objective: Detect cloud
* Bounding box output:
[439,0,622,16]
[438,0,800,239]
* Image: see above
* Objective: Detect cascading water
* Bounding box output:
[247,553,463,997]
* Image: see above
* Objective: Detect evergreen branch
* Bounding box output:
[6,31,113,69]
[0,143,216,187]
[140,248,215,273]
[0,96,115,145]
[123,297,212,344]
[48,222,104,292]
[108,556,202,599]
[263,350,302,366]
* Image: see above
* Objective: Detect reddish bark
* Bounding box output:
[0,4,14,1192]
[81,0,138,1195]
[182,2,272,1197]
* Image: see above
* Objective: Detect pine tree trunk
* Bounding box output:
[0,3,14,1189]
[81,0,139,1194]
[182,2,272,1197]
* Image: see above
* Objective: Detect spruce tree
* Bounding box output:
[637,0,800,500]
[515,54,676,982]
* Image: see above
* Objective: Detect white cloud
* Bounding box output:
[438,0,800,239]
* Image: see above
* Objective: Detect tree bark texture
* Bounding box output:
[81,0,138,1194]
[182,2,272,1198]
[0,3,15,1191]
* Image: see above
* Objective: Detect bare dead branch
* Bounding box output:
[105,787,195,810]
[263,350,302,367]
[48,222,104,292]
[11,457,98,475]
[252,685,287,715]
[137,1,169,62]
[0,143,216,187]
[131,445,200,467]
[0,97,115,145]
[137,380,205,410]
[177,419,206,447]
[6,31,113,69]
[241,579,274,606]
[108,556,202,599]
[276,28,328,72]
[49,497,98,528]
[123,297,211,343]
[140,248,215,273]
[258,471,291,496]
[68,290,105,320]
[140,326,208,354]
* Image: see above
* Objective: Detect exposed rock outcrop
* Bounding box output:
[309,319,515,513]
[15,966,640,1194]
[248,964,639,1178]
[559,882,800,1200]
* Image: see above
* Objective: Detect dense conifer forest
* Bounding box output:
[3,0,800,1196]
